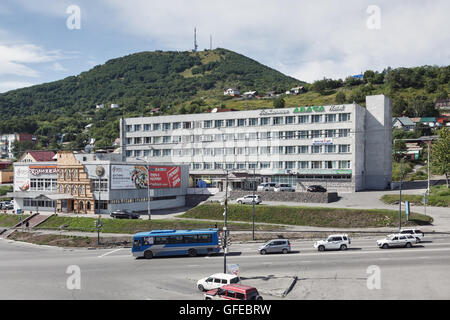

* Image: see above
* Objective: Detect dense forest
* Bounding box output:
[0,47,448,155]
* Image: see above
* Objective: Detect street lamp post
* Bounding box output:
[223,170,229,273]
[399,157,404,232]
[252,167,256,241]
[136,157,152,220]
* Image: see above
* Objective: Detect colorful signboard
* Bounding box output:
[293,106,325,113]
[29,166,57,176]
[111,165,181,189]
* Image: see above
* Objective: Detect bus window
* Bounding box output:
[198,234,212,243]
[168,235,183,244]
[183,235,198,243]
[155,236,169,245]
[133,239,141,247]
[143,237,153,245]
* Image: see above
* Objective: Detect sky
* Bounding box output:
[0,0,449,93]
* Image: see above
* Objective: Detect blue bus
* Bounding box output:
[132,229,221,259]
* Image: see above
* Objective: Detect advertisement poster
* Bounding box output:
[14,166,30,192]
[111,165,181,189]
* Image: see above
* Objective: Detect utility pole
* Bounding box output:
[399,157,403,232]
[427,140,431,195]
[223,170,229,273]
[252,167,256,241]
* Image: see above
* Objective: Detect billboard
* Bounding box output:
[111,165,181,189]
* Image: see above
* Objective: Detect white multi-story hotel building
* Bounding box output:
[120,95,392,192]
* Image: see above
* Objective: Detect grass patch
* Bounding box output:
[36,215,279,234]
[0,214,30,227]
[381,185,450,207]
[181,204,433,228]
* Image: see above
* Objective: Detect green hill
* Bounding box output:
[0,47,448,152]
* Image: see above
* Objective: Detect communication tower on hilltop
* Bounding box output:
[194,27,198,52]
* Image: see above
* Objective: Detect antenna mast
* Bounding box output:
[194,27,198,52]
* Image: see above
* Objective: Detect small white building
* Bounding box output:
[224,88,240,96]
[111,104,119,109]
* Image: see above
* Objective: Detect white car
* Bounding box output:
[377,233,417,249]
[314,234,351,251]
[274,183,295,192]
[197,273,240,292]
[257,183,277,191]
[236,195,262,205]
[400,228,424,243]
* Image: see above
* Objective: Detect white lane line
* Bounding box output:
[188,265,200,267]
[98,248,122,258]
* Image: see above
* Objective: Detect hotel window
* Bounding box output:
[153,123,160,131]
[311,161,322,169]
[260,117,270,126]
[134,137,142,144]
[183,122,192,129]
[247,147,258,155]
[236,147,245,155]
[298,146,309,154]
[248,132,258,140]
[226,119,235,127]
[260,146,270,155]
[144,124,151,131]
[144,137,151,144]
[325,145,336,153]
[273,117,283,125]
[153,149,161,157]
[172,136,181,143]
[285,161,296,169]
[153,136,161,144]
[194,121,202,129]
[312,145,322,153]
[311,115,322,123]
[126,150,132,157]
[203,163,212,170]
[284,131,295,139]
[162,136,171,143]
[134,150,142,157]
[203,135,214,142]
[298,130,309,139]
[224,133,235,141]
[260,162,270,169]
[260,131,271,139]
[162,149,171,156]
[311,130,322,138]
[339,160,351,169]
[248,162,257,169]
[237,119,246,127]
[285,116,295,124]
[273,161,283,169]
[162,123,171,131]
[236,163,246,170]
[172,122,181,130]
[339,145,351,153]
[325,114,337,123]
[214,148,224,156]
[248,118,258,126]
[193,163,202,170]
[298,115,309,124]
[325,129,337,138]
[236,133,246,140]
[285,146,295,154]
[298,161,309,169]
[215,134,224,142]
[204,148,214,156]
[214,120,224,128]
[215,163,224,169]
[271,131,281,139]
[226,163,234,170]
[204,120,212,128]
[338,129,350,137]
[225,148,234,155]
[125,125,132,132]
[193,148,202,156]
[325,161,337,169]
[126,138,132,144]
[144,150,151,157]
[339,113,351,122]
[182,149,193,156]
[272,146,283,154]
[182,135,193,143]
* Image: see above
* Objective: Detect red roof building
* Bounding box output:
[19,150,56,162]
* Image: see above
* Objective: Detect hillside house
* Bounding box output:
[285,86,305,95]
[223,88,240,96]
[435,98,450,111]
[392,117,415,131]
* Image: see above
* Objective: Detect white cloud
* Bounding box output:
[0,81,35,93]
[51,62,68,72]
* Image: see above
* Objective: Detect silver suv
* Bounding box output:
[274,183,295,192]
[236,195,262,205]
[314,234,351,251]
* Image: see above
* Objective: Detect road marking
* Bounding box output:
[98,249,122,258]
[188,265,200,267]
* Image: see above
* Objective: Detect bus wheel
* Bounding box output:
[144,250,153,259]
[188,249,197,257]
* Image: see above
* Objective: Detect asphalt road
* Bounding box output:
[1,234,450,300]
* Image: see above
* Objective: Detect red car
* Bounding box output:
[204,284,263,300]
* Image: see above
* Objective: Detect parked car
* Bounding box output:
[314,234,351,251]
[400,228,424,242]
[197,273,240,292]
[0,201,13,210]
[259,239,291,254]
[307,185,327,193]
[236,195,261,205]
[204,284,263,300]
[274,184,295,192]
[109,210,140,219]
[257,183,277,191]
[377,234,417,249]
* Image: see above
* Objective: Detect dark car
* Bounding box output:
[110,210,140,219]
[307,185,327,193]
